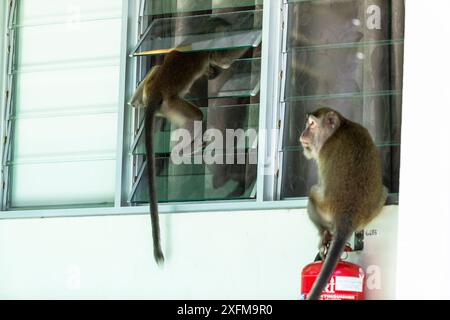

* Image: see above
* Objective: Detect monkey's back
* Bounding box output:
[318,119,385,229]
[149,50,210,97]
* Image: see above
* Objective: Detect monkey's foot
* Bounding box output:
[319,244,328,260]
[319,230,332,259]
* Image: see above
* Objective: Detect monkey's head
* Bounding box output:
[300,108,341,160]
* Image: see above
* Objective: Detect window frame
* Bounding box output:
[0,0,399,219]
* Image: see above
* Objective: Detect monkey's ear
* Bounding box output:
[324,111,340,130]
[308,115,319,128]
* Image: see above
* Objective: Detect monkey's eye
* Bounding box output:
[308,118,317,128]
[304,113,312,124]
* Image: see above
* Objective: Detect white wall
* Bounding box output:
[4,0,440,300]
[0,206,397,299]
[396,0,450,299]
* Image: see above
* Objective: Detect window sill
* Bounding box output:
[0,193,398,219]
[0,199,309,219]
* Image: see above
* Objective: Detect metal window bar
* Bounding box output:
[275,1,289,200]
[114,0,133,207]
[255,0,284,202]
[1,0,18,210]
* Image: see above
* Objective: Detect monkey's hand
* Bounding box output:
[319,245,327,260]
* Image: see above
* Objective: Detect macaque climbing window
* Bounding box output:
[127,1,263,205]
[279,0,404,203]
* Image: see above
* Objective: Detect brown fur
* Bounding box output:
[129,48,248,265]
[300,107,387,300]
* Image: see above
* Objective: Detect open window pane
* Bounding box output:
[144,0,263,16]
[128,1,263,205]
[131,9,262,57]
[130,104,259,203]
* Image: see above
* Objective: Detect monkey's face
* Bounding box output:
[300,111,340,160]
[300,115,319,159]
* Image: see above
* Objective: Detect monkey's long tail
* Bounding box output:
[306,229,351,300]
[144,107,165,265]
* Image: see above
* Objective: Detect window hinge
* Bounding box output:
[279,70,283,80]
[275,169,280,178]
[5,90,9,99]
[277,119,281,129]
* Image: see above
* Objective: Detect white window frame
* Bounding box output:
[0,0,400,219]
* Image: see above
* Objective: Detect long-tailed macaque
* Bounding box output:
[299,107,387,300]
[129,48,248,264]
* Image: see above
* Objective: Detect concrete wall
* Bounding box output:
[0,206,397,299]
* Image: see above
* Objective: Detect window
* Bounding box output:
[280,0,404,203]
[1,0,123,210]
[0,0,404,216]
[127,1,263,205]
